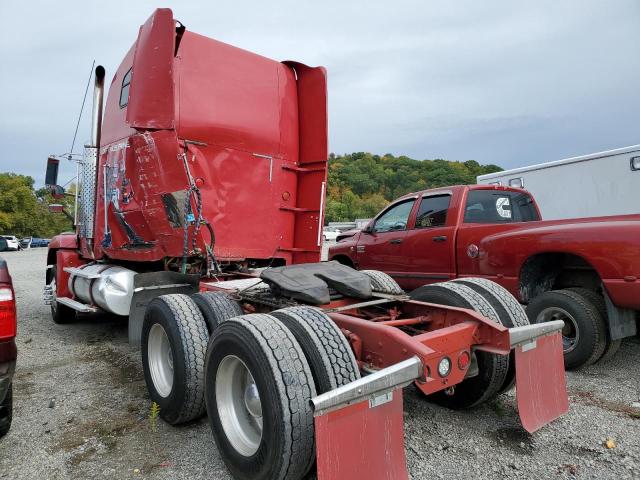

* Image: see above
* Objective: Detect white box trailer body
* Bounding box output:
[477,145,640,220]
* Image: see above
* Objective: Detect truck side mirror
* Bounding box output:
[45,157,60,186]
[362,223,374,234]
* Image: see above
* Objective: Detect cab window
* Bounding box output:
[464,190,539,223]
[415,195,450,228]
[373,200,414,233]
[119,68,132,108]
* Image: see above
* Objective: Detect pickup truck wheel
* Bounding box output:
[526,289,606,369]
[271,306,360,393]
[452,277,529,393]
[409,282,508,409]
[566,288,621,362]
[191,291,243,333]
[0,383,12,438]
[205,314,316,480]
[142,294,209,424]
[360,270,404,295]
[48,266,76,324]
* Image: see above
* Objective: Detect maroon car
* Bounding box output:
[0,257,16,437]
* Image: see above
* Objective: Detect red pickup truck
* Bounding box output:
[329,184,639,369]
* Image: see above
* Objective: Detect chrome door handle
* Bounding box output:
[389,238,403,244]
[432,236,447,242]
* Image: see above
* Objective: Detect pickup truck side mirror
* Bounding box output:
[362,224,375,234]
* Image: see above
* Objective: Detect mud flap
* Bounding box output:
[311,357,421,480]
[515,332,569,433]
[315,389,408,480]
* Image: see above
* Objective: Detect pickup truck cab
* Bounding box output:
[0,257,16,437]
[329,184,640,369]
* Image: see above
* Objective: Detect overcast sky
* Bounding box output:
[1,0,638,186]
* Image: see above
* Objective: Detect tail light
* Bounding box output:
[0,285,16,339]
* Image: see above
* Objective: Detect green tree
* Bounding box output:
[0,173,74,238]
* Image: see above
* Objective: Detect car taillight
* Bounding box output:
[0,286,16,339]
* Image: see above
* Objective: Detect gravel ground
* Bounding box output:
[0,248,638,479]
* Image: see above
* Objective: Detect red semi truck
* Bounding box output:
[44,10,568,480]
[329,184,640,369]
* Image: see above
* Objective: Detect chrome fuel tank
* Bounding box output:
[68,264,136,316]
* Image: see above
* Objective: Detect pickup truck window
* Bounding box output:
[415,195,450,228]
[373,199,414,233]
[464,190,539,223]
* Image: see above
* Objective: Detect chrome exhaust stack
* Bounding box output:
[77,66,105,241]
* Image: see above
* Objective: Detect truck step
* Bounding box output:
[56,297,99,313]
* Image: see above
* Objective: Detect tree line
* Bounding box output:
[325,152,502,222]
[0,153,501,237]
[0,173,74,238]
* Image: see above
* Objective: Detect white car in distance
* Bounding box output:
[1,236,20,251]
[322,228,340,242]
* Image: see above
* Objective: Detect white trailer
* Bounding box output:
[477,145,640,220]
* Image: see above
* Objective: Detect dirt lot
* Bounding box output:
[0,248,638,479]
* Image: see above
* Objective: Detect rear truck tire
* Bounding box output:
[0,383,12,438]
[141,294,209,424]
[566,287,621,362]
[360,270,404,295]
[271,306,360,393]
[48,266,76,324]
[452,277,529,393]
[409,282,508,409]
[191,291,243,333]
[205,314,316,480]
[526,289,607,370]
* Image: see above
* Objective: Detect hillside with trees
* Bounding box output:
[325,152,502,222]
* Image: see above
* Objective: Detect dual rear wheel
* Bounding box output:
[525,288,616,369]
[141,293,359,480]
[409,278,528,408]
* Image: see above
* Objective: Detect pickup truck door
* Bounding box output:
[355,198,417,275]
[399,193,455,290]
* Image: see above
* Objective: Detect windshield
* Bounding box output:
[464,190,539,223]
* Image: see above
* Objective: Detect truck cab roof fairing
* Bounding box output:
[126,8,176,130]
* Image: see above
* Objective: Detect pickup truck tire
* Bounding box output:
[409,282,508,409]
[566,288,621,362]
[452,277,528,393]
[205,314,316,480]
[48,266,76,324]
[526,289,607,369]
[142,294,209,424]
[0,383,12,438]
[191,291,243,333]
[360,270,404,295]
[271,306,360,393]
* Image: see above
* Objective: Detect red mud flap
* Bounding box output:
[311,357,422,480]
[512,321,569,433]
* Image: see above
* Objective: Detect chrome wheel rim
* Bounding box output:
[148,324,174,397]
[537,307,579,353]
[216,355,263,456]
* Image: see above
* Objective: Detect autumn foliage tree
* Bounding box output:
[325,153,502,222]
